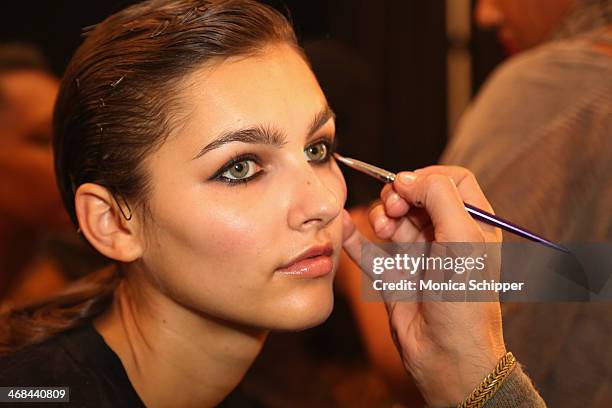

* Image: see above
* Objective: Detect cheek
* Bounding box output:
[198,200,276,257]
[330,161,348,207]
[160,190,275,261]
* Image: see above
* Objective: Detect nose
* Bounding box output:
[474,0,503,29]
[287,165,342,232]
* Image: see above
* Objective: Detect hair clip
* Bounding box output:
[110,75,125,88]
[112,193,133,221]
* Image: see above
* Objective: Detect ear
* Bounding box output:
[75,183,143,262]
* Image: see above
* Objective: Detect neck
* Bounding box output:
[94,267,268,408]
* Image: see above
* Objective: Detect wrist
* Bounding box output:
[457,352,518,408]
[416,346,507,407]
[456,346,508,400]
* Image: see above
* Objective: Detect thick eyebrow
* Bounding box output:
[308,104,336,138]
[192,125,286,160]
[192,105,335,160]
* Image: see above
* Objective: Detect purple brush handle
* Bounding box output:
[463,203,569,253]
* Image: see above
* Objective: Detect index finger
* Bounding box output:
[414,165,494,214]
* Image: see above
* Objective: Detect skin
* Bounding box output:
[79,43,346,407]
[336,208,425,406]
[342,167,506,407]
[77,43,506,407]
[475,0,578,51]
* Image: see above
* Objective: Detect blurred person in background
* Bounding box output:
[0,43,67,307]
[338,0,612,406]
[0,44,106,311]
[440,2,612,406]
[443,0,612,243]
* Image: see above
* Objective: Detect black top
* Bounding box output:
[0,323,256,407]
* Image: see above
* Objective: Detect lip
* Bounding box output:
[276,243,334,278]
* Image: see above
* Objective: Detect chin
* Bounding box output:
[269,283,335,331]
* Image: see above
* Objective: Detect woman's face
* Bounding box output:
[138,43,347,331]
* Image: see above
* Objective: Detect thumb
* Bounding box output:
[342,209,364,265]
[342,209,393,282]
[343,211,421,349]
[392,172,480,242]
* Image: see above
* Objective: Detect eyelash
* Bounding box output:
[212,136,338,186]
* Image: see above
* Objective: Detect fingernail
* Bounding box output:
[398,172,417,185]
[386,193,400,207]
[374,217,387,234]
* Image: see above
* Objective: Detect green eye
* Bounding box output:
[304,141,329,162]
[221,159,258,180]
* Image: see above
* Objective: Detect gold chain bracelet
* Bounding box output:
[457,352,517,408]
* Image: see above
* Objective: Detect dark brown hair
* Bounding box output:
[0,0,299,354]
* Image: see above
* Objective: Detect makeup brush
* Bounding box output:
[334,153,569,253]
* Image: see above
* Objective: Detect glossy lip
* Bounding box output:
[276,243,334,277]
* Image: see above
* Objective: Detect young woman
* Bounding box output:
[0,1,545,407]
